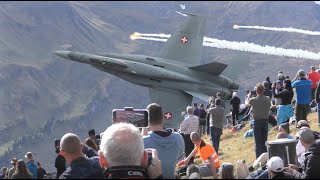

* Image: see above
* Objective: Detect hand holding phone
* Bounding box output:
[143,148,162,179]
[112,107,149,128]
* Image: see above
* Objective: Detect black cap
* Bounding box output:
[88,129,96,136]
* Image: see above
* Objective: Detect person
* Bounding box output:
[263,81,273,99]
[99,123,163,179]
[292,70,312,122]
[84,138,99,152]
[180,132,220,179]
[272,79,294,124]
[198,104,207,136]
[220,163,235,179]
[277,122,293,139]
[245,90,251,102]
[193,103,200,117]
[315,81,320,127]
[37,162,46,179]
[88,129,101,147]
[59,133,104,179]
[246,83,271,159]
[12,159,32,179]
[55,148,66,179]
[266,156,293,179]
[207,98,224,154]
[186,164,200,178]
[24,152,37,179]
[0,167,7,179]
[216,92,225,108]
[266,77,272,90]
[307,66,320,99]
[273,81,284,107]
[179,106,199,164]
[142,103,184,179]
[286,127,320,179]
[230,92,241,128]
[206,96,215,135]
[7,158,18,179]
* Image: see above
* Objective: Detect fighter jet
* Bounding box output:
[54,14,240,129]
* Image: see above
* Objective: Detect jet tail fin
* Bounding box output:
[189,62,228,76]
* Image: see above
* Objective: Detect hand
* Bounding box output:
[288,164,299,170]
[284,166,295,175]
[141,127,149,136]
[144,148,162,179]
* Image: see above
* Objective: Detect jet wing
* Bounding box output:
[148,88,192,130]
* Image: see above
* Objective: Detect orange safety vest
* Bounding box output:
[196,140,220,168]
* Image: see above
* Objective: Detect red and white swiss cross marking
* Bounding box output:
[164,112,173,120]
[180,36,188,44]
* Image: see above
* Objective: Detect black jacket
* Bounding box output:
[315,82,320,103]
[59,157,104,179]
[230,97,241,111]
[55,155,66,175]
[273,89,294,105]
[293,141,320,179]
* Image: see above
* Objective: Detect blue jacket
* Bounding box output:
[59,157,104,179]
[26,160,37,179]
[292,79,312,105]
[143,129,185,179]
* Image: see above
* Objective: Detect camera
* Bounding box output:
[147,150,153,167]
[112,107,149,127]
[54,139,60,149]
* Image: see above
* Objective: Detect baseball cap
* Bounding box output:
[10,158,18,164]
[266,156,284,172]
[296,127,314,143]
[25,152,33,159]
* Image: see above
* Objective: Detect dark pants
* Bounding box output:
[182,133,194,164]
[232,110,239,126]
[206,116,210,135]
[295,104,310,122]
[210,126,222,154]
[253,120,268,159]
[312,88,316,100]
[199,118,206,136]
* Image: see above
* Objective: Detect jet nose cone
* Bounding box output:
[54,51,71,59]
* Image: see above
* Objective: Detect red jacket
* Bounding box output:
[308,71,320,89]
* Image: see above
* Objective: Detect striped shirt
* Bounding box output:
[180,115,199,134]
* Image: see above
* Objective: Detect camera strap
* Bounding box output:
[104,166,147,179]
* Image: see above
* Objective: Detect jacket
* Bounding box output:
[26,160,37,179]
[55,155,66,175]
[230,96,241,111]
[315,82,320,103]
[293,141,320,179]
[59,156,104,179]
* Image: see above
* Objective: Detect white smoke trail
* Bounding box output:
[132,33,320,60]
[138,33,171,38]
[234,24,320,36]
[176,11,188,17]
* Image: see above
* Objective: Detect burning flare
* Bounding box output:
[233,24,240,30]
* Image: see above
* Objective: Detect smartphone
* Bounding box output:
[112,107,149,127]
[55,139,60,149]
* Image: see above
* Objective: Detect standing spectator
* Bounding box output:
[198,104,207,136]
[181,132,220,179]
[179,106,199,164]
[273,81,284,107]
[193,103,200,117]
[287,127,320,179]
[12,160,32,179]
[272,79,294,124]
[292,70,312,122]
[55,148,66,179]
[206,96,215,135]
[207,98,224,154]
[263,81,272,99]
[230,92,241,128]
[307,66,320,99]
[84,138,99,152]
[245,90,251,102]
[246,83,271,159]
[0,167,7,179]
[143,103,184,179]
[7,158,18,179]
[25,152,37,179]
[99,123,163,179]
[216,92,225,108]
[59,133,104,179]
[266,77,272,90]
[37,162,46,179]
[88,129,100,148]
[315,82,320,127]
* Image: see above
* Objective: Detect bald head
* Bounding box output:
[60,133,82,154]
[190,132,201,143]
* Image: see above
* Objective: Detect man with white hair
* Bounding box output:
[59,133,104,179]
[230,92,241,129]
[98,123,162,179]
[179,106,199,165]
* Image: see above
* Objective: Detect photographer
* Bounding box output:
[99,123,163,179]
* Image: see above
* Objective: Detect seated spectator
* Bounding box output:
[287,127,320,179]
[220,163,235,179]
[7,158,18,179]
[180,132,220,179]
[12,159,32,179]
[0,167,7,179]
[88,129,101,147]
[84,138,99,152]
[37,162,46,179]
[59,133,104,179]
[266,156,293,179]
[24,152,37,179]
[99,123,162,179]
[277,122,293,139]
